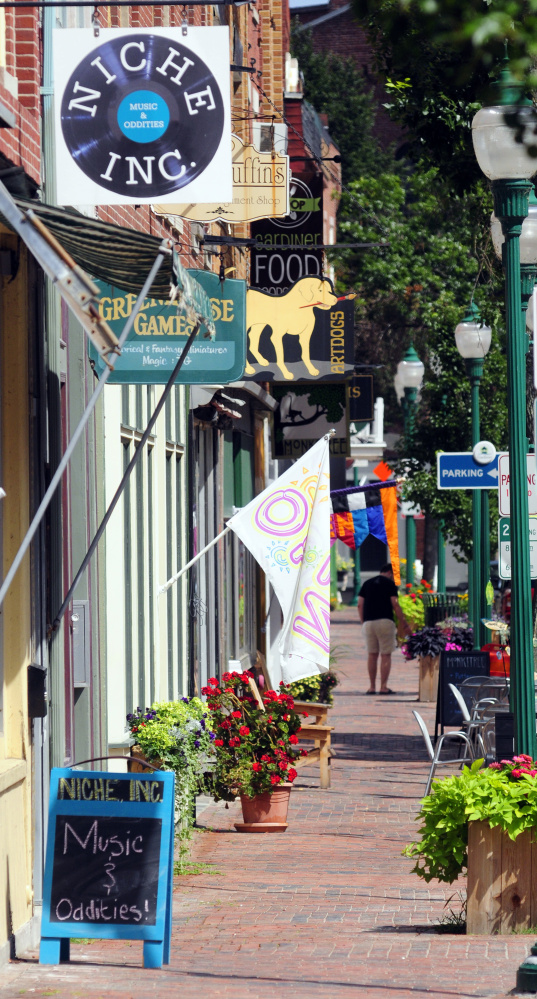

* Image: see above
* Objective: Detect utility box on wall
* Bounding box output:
[72,600,90,687]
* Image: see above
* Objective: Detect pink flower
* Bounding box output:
[511,768,523,778]
[488,762,502,770]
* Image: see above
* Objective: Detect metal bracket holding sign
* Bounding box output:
[497,517,537,579]
[40,768,175,969]
[498,453,537,516]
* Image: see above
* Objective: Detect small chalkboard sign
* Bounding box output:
[40,768,175,969]
[435,651,490,738]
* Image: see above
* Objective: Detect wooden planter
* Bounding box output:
[467,820,537,934]
[418,654,440,702]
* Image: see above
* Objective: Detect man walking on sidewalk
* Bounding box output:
[357,563,412,695]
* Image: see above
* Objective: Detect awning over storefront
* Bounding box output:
[6,198,178,300]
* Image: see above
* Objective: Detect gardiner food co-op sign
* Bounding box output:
[498,453,537,516]
[90,270,246,384]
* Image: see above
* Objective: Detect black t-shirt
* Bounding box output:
[359,575,398,621]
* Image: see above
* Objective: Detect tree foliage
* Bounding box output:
[331,168,508,560]
[290,21,393,183]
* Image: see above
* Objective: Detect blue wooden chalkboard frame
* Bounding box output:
[40,768,175,969]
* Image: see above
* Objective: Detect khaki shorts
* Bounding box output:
[363,619,397,655]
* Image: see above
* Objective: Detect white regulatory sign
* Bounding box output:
[498,453,537,516]
[498,517,537,579]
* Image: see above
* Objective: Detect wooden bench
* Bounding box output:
[293,701,334,789]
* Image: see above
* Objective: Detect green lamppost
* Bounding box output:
[472,75,537,759]
[395,344,424,587]
[454,304,492,649]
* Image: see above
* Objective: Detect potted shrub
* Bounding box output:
[401,625,446,702]
[203,669,305,832]
[401,623,474,701]
[288,668,339,705]
[404,756,537,934]
[126,699,216,868]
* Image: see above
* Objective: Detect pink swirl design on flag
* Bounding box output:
[292,589,330,653]
[316,555,331,586]
[254,488,309,537]
[290,541,305,565]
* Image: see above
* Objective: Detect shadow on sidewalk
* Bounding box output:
[331,732,429,762]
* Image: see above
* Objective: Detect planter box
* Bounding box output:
[418,654,440,702]
[467,820,537,934]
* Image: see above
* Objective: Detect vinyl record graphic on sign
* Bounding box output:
[60,34,225,198]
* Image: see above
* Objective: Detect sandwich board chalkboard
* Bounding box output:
[434,651,490,739]
[40,768,175,969]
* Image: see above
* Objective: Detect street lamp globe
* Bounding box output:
[491,191,537,262]
[396,343,424,392]
[472,103,537,181]
[454,303,492,359]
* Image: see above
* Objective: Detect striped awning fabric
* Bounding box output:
[5,198,215,335]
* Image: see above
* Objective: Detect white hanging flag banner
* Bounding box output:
[228,434,331,686]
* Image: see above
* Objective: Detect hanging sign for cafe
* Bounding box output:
[244,276,355,383]
[89,270,246,384]
[53,27,232,205]
[153,134,289,224]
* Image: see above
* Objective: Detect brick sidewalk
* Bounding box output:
[1,609,533,998]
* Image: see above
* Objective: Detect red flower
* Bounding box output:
[270,775,281,785]
[222,672,232,682]
[232,710,242,719]
[261,754,271,762]
[225,687,234,694]
[132,727,138,733]
[301,712,308,719]
[252,762,263,772]
[289,734,298,744]
[268,715,273,723]
[283,714,290,721]
[278,761,288,770]
[209,678,219,686]
[277,740,284,746]
[300,749,308,757]
[229,737,241,747]
[214,739,224,747]
[239,726,250,736]
[287,768,297,782]
[201,686,211,695]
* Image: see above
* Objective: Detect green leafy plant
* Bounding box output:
[336,552,354,573]
[126,699,215,869]
[203,669,304,801]
[287,669,339,705]
[398,593,425,632]
[404,756,537,884]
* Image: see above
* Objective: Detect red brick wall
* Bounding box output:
[295,2,403,152]
[0,7,41,185]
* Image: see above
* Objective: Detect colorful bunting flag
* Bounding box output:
[330,485,400,585]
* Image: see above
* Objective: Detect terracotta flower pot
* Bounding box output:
[234,783,292,833]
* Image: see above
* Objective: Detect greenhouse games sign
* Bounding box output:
[90,270,246,384]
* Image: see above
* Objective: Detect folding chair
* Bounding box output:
[448,684,489,757]
[413,709,475,796]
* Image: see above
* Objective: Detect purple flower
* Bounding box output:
[209,732,216,740]
[194,740,200,748]
[126,713,133,721]
[200,718,206,730]
[182,697,189,704]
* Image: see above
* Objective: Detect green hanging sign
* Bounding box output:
[89,270,246,384]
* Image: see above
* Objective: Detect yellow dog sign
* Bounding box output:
[245,277,355,382]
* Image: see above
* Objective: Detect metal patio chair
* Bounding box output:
[413,709,475,797]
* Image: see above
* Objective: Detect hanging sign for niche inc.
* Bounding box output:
[53,27,232,206]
